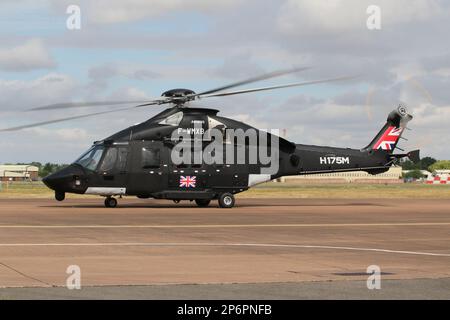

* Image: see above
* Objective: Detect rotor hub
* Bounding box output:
[161,88,196,105]
[161,88,196,97]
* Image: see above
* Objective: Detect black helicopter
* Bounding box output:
[1,68,419,208]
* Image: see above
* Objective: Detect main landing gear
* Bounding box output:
[191,194,236,208]
[171,194,235,208]
[195,199,211,207]
[104,197,117,208]
[218,193,235,208]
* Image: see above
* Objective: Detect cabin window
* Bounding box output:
[158,111,183,126]
[116,147,128,171]
[142,148,160,168]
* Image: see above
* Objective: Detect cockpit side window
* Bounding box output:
[158,111,183,126]
[98,147,129,172]
[75,146,104,171]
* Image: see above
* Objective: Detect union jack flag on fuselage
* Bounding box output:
[179,176,196,188]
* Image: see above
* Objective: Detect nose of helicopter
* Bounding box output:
[43,165,86,196]
[42,170,66,191]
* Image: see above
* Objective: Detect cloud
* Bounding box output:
[85,63,160,97]
[0,73,77,111]
[107,86,151,101]
[1,1,450,162]
[0,128,92,164]
[277,0,445,35]
[88,64,160,81]
[25,127,90,142]
[0,78,161,163]
[0,39,56,72]
[49,0,239,24]
[212,55,266,79]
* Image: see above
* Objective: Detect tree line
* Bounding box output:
[400,157,450,179]
[8,162,69,178]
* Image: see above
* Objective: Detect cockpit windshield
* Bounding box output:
[74,146,104,171]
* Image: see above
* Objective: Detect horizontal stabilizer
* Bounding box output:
[407,149,420,164]
[390,149,420,164]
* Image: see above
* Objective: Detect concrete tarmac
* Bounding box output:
[0,198,449,299]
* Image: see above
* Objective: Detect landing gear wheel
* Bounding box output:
[173,200,180,204]
[55,191,65,201]
[104,197,117,208]
[195,199,211,207]
[218,193,235,208]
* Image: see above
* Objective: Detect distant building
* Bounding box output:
[426,169,450,184]
[401,170,430,183]
[283,166,403,184]
[433,169,450,175]
[0,165,39,181]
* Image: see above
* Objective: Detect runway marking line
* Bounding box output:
[0,222,449,228]
[0,242,448,257]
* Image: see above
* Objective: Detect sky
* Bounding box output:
[0,0,449,163]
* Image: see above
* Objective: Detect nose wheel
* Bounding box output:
[104,197,117,208]
[55,191,65,201]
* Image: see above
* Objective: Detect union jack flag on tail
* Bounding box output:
[372,126,403,151]
[364,106,411,154]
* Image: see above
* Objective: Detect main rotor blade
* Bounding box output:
[0,106,141,132]
[134,98,173,108]
[199,75,357,98]
[194,66,311,96]
[29,100,158,111]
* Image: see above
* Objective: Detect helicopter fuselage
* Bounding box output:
[43,106,416,208]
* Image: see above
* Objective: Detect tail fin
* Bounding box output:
[364,105,412,153]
